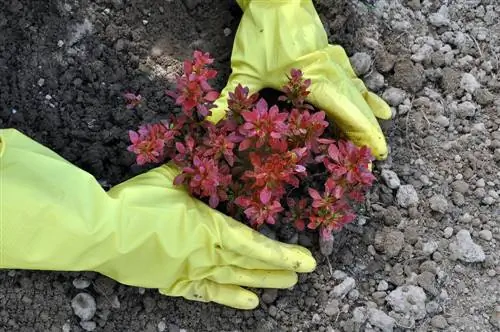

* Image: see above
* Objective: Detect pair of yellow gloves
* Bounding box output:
[0,0,390,309]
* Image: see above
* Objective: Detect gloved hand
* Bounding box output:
[209,0,392,160]
[0,128,316,309]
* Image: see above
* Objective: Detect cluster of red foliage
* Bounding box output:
[126,51,375,240]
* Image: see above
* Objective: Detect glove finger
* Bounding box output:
[296,51,388,159]
[160,280,259,310]
[215,248,295,271]
[365,91,392,120]
[219,220,316,273]
[308,81,388,160]
[325,45,392,120]
[209,265,298,289]
[350,78,392,120]
[324,44,358,79]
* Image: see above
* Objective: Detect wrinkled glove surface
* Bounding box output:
[209,0,392,160]
[0,128,316,309]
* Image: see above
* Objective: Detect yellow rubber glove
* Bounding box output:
[209,0,392,160]
[0,128,316,309]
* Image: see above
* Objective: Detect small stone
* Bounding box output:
[429,194,448,213]
[37,78,45,87]
[435,115,449,127]
[386,285,427,320]
[332,277,356,299]
[490,306,500,329]
[382,88,407,106]
[461,73,480,94]
[476,178,486,187]
[57,40,65,47]
[478,230,493,241]
[459,213,473,223]
[375,230,405,257]
[383,206,402,226]
[142,20,148,25]
[393,59,425,93]
[348,289,360,300]
[432,251,443,262]
[375,50,396,73]
[261,288,278,304]
[312,313,321,323]
[429,5,450,27]
[62,323,71,332]
[184,0,202,10]
[364,71,385,91]
[169,324,180,332]
[71,293,97,321]
[223,28,232,37]
[115,39,126,51]
[457,101,476,118]
[367,308,395,332]
[381,170,401,189]
[397,104,410,116]
[332,270,347,280]
[449,230,485,263]
[474,88,494,105]
[483,196,495,205]
[443,227,453,238]
[268,305,277,317]
[158,321,166,332]
[325,300,340,316]
[441,68,461,93]
[111,295,120,309]
[350,52,372,76]
[411,44,433,63]
[422,241,439,255]
[352,307,367,323]
[417,271,439,296]
[431,315,448,329]
[396,185,419,208]
[420,260,438,274]
[452,180,469,193]
[73,278,91,289]
[80,321,97,332]
[426,300,441,314]
[377,280,389,291]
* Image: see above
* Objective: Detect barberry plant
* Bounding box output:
[126,50,375,240]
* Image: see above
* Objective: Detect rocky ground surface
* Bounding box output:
[1,0,499,331]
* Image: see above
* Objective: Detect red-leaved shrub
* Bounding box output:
[126,50,375,240]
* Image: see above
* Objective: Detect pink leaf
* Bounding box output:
[238,138,252,151]
[204,90,219,102]
[259,187,272,204]
[173,174,186,186]
[308,188,321,200]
